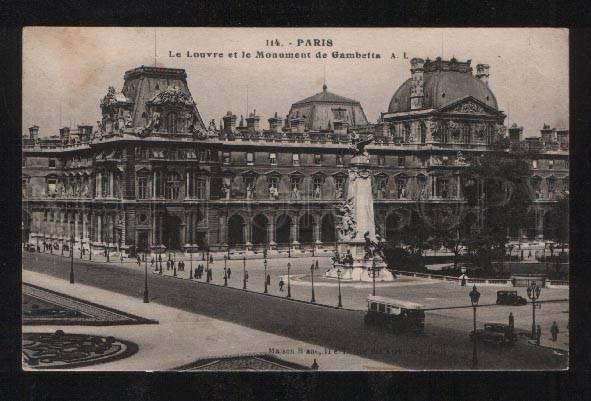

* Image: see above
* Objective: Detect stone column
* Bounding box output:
[74,212,79,240]
[536,209,545,239]
[456,175,461,199]
[97,214,102,243]
[291,216,299,245]
[219,214,227,246]
[153,171,157,198]
[97,172,102,197]
[244,217,252,247]
[186,171,190,199]
[314,216,321,244]
[268,217,276,247]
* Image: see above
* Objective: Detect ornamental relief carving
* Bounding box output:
[452,102,484,114]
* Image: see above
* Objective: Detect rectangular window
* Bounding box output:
[293,154,300,166]
[548,160,554,169]
[314,154,322,166]
[47,179,57,196]
[138,176,148,199]
[532,160,538,169]
[223,152,230,164]
[547,178,556,193]
[378,156,385,166]
[336,154,344,166]
[101,175,109,197]
[49,159,56,168]
[246,152,254,165]
[196,178,207,199]
[269,153,277,165]
[397,157,405,167]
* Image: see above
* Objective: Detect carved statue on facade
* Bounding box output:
[291,182,300,200]
[222,177,231,200]
[335,186,343,199]
[455,151,468,165]
[337,197,357,240]
[247,182,256,200]
[349,131,374,157]
[268,185,279,200]
[314,184,322,199]
[341,249,354,265]
[427,120,441,139]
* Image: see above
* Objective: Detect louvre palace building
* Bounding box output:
[22,58,569,257]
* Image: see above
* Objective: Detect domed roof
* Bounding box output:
[388,61,498,113]
[288,85,369,131]
[293,84,360,106]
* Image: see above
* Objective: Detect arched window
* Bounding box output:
[168,112,178,133]
[165,172,181,199]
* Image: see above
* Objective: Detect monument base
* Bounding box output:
[325,261,395,282]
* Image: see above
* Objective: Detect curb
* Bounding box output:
[526,339,569,353]
[152,270,358,312]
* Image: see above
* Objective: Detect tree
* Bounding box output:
[544,196,569,255]
[461,152,533,270]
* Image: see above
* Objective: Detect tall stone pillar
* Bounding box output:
[291,217,299,245]
[219,214,227,246]
[244,218,252,247]
[314,217,321,244]
[109,171,114,197]
[153,171,157,198]
[186,171,190,199]
[97,172,102,197]
[97,214,102,242]
[536,209,545,239]
[268,218,276,247]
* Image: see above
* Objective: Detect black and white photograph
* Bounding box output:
[20,27,569,371]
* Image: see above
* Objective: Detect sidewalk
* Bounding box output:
[22,269,400,371]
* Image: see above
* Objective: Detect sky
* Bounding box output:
[23,27,569,139]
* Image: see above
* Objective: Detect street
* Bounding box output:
[22,252,568,370]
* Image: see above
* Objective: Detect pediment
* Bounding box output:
[437,96,502,116]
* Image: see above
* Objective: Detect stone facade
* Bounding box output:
[21,61,569,256]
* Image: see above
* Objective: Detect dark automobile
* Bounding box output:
[24,243,36,252]
[496,290,527,306]
[470,323,517,346]
[364,295,425,334]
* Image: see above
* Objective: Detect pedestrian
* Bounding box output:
[315,260,319,270]
[166,260,171,270]
[536,324,542,345]
[551,321,559,342]
[266,274,271,286]
[158,254,162,263]
[137,255,141,266]
[210,255,214,264]
[181,260,185,272]
[279,279,285,291]
[151,257,155,269]
[311,358,319,370]
[227,267,232,279]
[508,312,514,333]
[120,254,124,263]
[171,259,175,270]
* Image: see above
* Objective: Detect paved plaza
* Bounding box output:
[23,253,568,370]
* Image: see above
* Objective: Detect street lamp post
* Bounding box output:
[69,235,74,284]
[337,268,342,308]
[469,285,481,369]
[310,263,316,303]
[105,235,110,263]
[287,262,291,298]
[80,233,83,259]
[370,259,378,296]
[243,256,247,290]
[224,255,228,286]
[527,281,542,339]
[158,245,163,274]
[143,251,149,303]
[263,257,268,293]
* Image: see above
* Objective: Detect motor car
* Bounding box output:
[496,290,527,306]
[364,295,425,334]
[470,323,517,346]
[24,243,36,252]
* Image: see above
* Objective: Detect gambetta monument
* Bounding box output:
[325,132,396,282]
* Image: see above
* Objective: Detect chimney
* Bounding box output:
[508,123,523,145]
[333,120,349,136]
[246,110,260,131]
[268,112,281,133]
[59,126,70,141]
[540,123,556,144]
[222,111,237,134]
[409,58,425,110]
[29,125,39,141]
[290,114,305,134]
[476,64,490,86]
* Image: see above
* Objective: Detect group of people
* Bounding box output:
[509,312,561,344]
